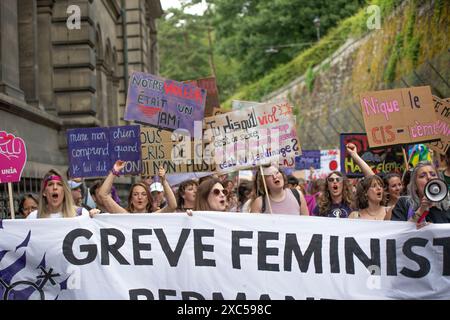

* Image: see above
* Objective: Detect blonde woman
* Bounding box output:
[27,169,89,219]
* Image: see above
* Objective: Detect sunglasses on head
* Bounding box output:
[212,188,228,196]
[327,177,343,183]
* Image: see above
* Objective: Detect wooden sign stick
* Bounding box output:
[402,147,410,172]
[8,182,15,219]
[259,166,273,214]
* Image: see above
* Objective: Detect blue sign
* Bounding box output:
[295,150,321,170]
[67,125,142,178]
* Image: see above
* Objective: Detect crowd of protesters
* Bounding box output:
[6,143,448,228]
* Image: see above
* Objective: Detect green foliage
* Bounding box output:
[158,8,211,81]
[305,66,315,93]
[212,0,366,85]
[407,36,421,67]
[384,34,403,83]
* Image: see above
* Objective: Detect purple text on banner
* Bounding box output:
[295,150,321,170]
[67,125,142,178]
[124,72,206,136]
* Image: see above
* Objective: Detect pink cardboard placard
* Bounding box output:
[0,131,27,183]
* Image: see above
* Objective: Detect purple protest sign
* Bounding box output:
[0,131,27,183]
[124,72,206,136]
[67,125,142,178]
[295,150,321,170]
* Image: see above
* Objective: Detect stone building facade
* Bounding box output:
[0,0,163,217]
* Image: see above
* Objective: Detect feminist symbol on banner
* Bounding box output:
[0,131,27,183]
[0,231,69,300]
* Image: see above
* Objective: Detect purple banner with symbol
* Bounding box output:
[124,72,206,136]
[67,125,142,178]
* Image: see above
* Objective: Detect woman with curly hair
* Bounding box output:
[348,175,391,220]
[312,171,354,218]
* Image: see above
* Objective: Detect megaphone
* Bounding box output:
[424,179,448,202]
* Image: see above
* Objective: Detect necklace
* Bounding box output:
[363,207,385,220]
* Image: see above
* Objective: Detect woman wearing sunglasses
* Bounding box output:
[250,165,309,215]
[312,171,354,218]
[391,161,450,227]
[98,160,177,213]
[27,169,89,219]
[194,177,228,211]
[348,175,391,220]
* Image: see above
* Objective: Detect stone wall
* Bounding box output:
[0,0,163,217]
[265,0,449,150]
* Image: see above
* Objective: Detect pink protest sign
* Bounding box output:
[0,131,27,183]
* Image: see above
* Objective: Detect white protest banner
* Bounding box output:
[204,100,301,173]
[1,214,449,300]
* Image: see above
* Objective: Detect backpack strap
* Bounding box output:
[290,188,301,207]
[261,195,266,213]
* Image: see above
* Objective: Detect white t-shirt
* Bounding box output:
[27,207,89,219]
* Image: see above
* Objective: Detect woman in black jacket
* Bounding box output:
[391,161,450,227]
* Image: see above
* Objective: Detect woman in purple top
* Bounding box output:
[312,170,354,218]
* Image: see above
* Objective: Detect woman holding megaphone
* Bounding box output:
[391,161,450,227]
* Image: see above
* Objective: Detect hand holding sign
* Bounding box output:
[0,131,27,183]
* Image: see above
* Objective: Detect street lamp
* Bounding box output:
[313,16,321,41]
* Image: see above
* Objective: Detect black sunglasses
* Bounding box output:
[327,177,343,183]
[212,188,228,196]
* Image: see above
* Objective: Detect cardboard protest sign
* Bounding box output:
[184,77,220,117]
[212,107,228,116]
[140,126,215,176]
[232,100,264,111]
[427,96,450,155]
[0,131,27,183]
[203,100,301,173]
[340,133,406,178]
[295,150,320,170]
[67,125,142,178]
[125,72,206,136]
[360,86,440,148]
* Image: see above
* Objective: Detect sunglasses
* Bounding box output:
[327,177,343,183]
[212,188,229,196]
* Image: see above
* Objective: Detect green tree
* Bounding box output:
[211,0,366,84]
[158,7,210,81]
